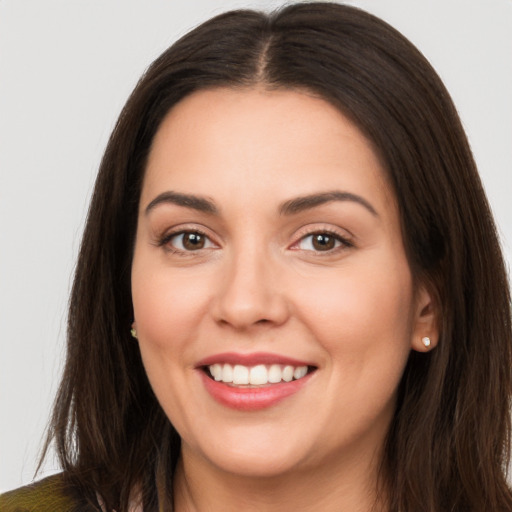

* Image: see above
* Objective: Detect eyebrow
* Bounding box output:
[144,189,378,218]
[279,191,378,217]
[145,191,218,215]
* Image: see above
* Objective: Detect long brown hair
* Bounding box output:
[41,3,512,511]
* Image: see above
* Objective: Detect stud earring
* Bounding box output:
[422,336,431,348]
[130,327,138,339]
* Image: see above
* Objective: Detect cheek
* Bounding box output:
[132,261,212,350]
[131,260,213,424]
[130,258,217,418]
[295,255,414,368]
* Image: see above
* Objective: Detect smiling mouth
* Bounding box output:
[203,363,316,387]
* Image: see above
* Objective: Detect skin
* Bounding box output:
[131,87,437,511]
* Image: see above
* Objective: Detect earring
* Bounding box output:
[131,327,138,339]
[422,336,431,348]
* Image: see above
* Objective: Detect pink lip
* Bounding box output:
[196,352,313,367]
[199,370,314,411]
[196,352,316,411]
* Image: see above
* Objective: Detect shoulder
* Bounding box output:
[0,473,98,512]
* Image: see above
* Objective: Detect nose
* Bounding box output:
[212,247,290,330]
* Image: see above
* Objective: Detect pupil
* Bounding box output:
[313,234,334,251]
[184,233,204,250]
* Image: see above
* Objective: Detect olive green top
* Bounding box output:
[0,474,98,512]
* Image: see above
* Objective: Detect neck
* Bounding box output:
[173,444,388,512]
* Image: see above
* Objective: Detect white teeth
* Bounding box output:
[222,364,233,383]
[249,365,268,385]
[210,363,222,381]
[294,366,308,380]
[268,364,282,383]
[233,365,249,385]
[282,365,294,382]
[208,363,310,385]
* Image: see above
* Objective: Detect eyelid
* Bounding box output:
[156,224,220,253]
[154,222,353,255]
[289,224,354,251]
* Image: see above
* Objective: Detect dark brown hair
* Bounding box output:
[41,3,512,511]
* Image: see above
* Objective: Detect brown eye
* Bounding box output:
[182,232,205,250]
[312,233,336,251]
[167,231,215,252]
[295,231,350,252]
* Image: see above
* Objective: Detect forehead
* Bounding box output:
[142,87,395,215]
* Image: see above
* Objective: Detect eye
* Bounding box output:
[165,231,215,251]
[295,231,350,252]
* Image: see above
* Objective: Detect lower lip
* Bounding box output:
[199,371,313,411]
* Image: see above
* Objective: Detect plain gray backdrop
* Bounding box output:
[1,0,511,492]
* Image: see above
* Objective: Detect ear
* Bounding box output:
[410,284,439,353]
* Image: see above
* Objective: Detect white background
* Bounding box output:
[1,0,511,493]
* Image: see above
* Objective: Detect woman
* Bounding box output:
[2,2,511,511]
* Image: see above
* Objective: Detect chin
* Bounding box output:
[208,449,306,479]
[184,427,313,478]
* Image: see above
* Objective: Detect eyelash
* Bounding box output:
[291,229,354,254]
[158,229,214,254]
[158,227,353,256]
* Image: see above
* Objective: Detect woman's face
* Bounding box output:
[131,87,434,479]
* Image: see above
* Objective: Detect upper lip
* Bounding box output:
[196,352,315,368]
